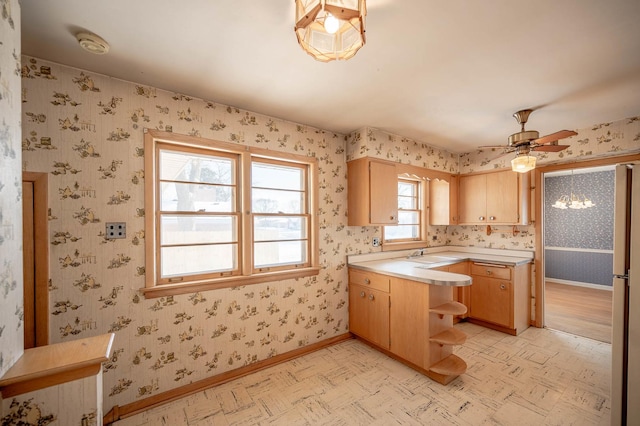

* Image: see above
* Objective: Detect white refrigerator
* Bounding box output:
[612,162,640,425]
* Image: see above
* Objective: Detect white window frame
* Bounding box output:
[143,130,319,298]
[382,177,422,243]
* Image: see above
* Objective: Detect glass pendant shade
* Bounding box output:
[511,153,536,173]
[294,0,366,62]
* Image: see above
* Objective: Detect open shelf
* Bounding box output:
[428,354,467,376]
[429,301,467,317]
[430,328,467,346]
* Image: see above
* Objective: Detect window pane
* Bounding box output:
[398,196,417,210]
[254,216,307,241]
[398,181,416,197]
[384,225,419,240]
[252,162,303,191]
[252,188,303,214]
[160,182,234,212]
[398,210,419,225]
[254,241,307,268]
[161,215,237,245]
[161,244,237,277]
[160,150,234,184]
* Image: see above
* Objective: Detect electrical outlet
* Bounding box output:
[372,237,381,247]
[106,222,126,239]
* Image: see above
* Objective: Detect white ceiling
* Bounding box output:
[19,0,640,153]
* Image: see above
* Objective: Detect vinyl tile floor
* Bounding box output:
[114,322,612,425]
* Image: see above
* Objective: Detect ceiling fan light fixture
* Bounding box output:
[511,152,536,173]
[294,0,366,62]
[76,32,109,55]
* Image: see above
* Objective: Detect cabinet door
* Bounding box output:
[389,278,428,367]
[458,174,486,224]
[349,284,370,338]
[349,284,390,349]
[469,275,512,328]
[369,160,398,224]
[429,177,458,225]
[486,171,519,224]
[450,175,459,224]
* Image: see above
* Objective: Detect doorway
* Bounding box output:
[542,166,615,342]
[22,172,49,348]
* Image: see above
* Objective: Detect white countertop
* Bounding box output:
[349,258,472,286]
[347,246,533,287]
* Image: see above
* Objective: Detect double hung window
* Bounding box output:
[144,130,318,297]
[383,178,422,242]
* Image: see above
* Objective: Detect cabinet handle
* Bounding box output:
[364,278,370,284]
[486,270,492,275]
[500,284,506,290]
[368,294,375,301]
[390,215,396,221]
[479,216,485,221]
[360,291,366,298]
[490,216,496,220]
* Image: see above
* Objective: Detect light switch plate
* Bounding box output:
[106,222,126,239]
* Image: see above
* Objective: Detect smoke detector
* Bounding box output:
[76,32,109,55]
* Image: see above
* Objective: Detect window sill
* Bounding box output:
[142,267,321,299]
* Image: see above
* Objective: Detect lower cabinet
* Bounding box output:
[348,269,390,349]
[349,283,390,349]
[348,268,468,385]
[468,262,531,335]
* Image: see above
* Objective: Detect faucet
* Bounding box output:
[407,249,424,258]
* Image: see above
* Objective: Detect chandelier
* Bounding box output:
[294,0,366,62]
[551,170,595,210]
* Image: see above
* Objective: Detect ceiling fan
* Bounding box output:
[481,109,577,173]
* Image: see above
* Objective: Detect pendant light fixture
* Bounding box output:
[511,149,537,173]
[551,170,595,210]
[294,0,366,62]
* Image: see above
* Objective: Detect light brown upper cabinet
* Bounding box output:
[347,157,398,226]
[429,175,458,225]
[458,170,530,225]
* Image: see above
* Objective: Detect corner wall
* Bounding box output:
[19,56,368,412]
[0,0,24,377]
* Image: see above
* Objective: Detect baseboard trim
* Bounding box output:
[545,278,613,291]
[103,333,353,425]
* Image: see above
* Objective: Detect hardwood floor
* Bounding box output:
[544,281,612,343]
[114,323,612,425]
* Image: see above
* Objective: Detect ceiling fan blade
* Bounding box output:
[532,130,577,145]
[532,144,570,152]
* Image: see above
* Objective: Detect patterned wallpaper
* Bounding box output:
[543,169,615,286]
[453,116,640,250]
[544,170,615,250]
[18,56,413,413]
[460,116,640,174]
[5,45,640,420]
[0,0,23,378]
